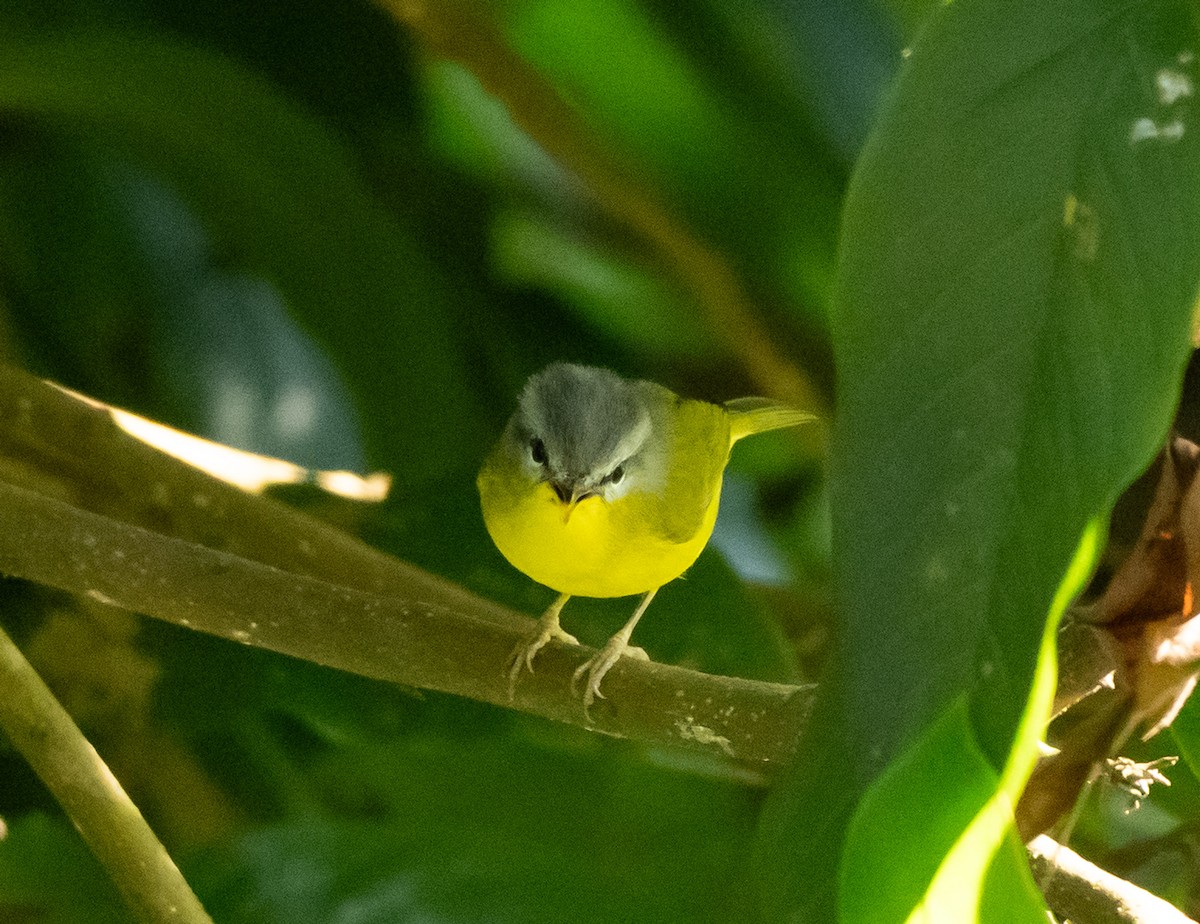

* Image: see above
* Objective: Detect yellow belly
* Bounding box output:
[480,479,720,598]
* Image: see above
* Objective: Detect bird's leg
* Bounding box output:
[507,593,578,696]
[572,588,657,709]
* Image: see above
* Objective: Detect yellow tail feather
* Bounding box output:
[724,397,816,444]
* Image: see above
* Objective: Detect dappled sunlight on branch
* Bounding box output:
[51,382,391,501]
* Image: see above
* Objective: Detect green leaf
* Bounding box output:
[0,29,485,482]
[840,699,1044,924]
[187,698,762,924]
[490,210,723,361]
[0,137,159,408]
[838,523,1098,923]
[758,0,1200,918]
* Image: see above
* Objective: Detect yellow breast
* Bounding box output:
[478,474,721,598]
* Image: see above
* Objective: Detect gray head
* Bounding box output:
[507,363,658,505]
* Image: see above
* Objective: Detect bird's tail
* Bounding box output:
[724,397,816,444]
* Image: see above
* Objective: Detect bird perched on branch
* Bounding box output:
[478,363,813,707]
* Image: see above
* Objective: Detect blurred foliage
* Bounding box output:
[0,0,857,921]
[0,0,1198,922]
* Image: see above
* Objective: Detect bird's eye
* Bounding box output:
[608,464,625,485]
[529,437,548,465]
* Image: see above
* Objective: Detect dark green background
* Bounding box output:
[2,0,1200,921]
[0,0,852,920]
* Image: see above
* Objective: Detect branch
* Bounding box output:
[0,476,811,772]
[0,620,213,924]
[0,363,523,632]
[1028,835,1197,924]
[378,0,829,430]
[0,365,812,769]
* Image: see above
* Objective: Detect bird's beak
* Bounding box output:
[550,481,592,524]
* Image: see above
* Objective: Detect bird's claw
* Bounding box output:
[571,642,648,711]
[506,625,579,698]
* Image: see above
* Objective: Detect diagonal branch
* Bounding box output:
[0,477,810,771]
[0,363,522,630]
[1029,835,1198,924]
[378,0,829,428]
[0,619,213,924]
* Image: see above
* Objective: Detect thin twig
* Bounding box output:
[1028,835,1197,924]
[0,621,213,924]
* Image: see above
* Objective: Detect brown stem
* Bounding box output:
[1028,835,1197,924]
[379,0,829,429]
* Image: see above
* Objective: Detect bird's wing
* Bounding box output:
[656,398,730,544]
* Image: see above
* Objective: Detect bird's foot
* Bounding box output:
[572,638,649,711]
[506,622,579,698]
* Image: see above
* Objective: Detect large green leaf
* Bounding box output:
[0,30,484,483]
[837,523,1099,923]
[839,699,1044,924]
[759,0,1200,919]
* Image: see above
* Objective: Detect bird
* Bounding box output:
[477,362,813,707]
